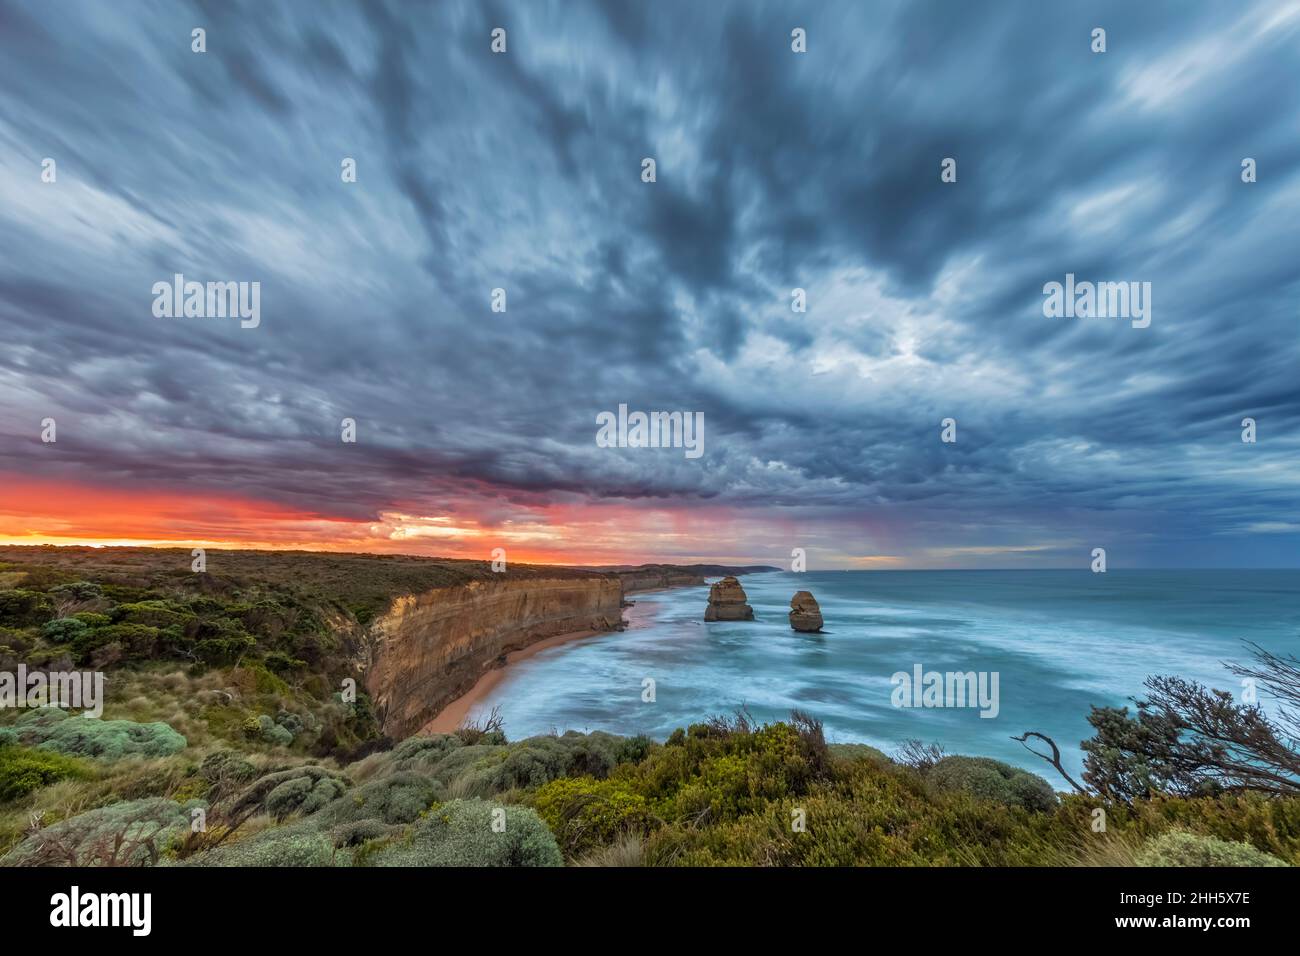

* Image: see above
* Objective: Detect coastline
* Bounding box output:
[423,598,664,734]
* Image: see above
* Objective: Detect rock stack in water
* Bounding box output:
[788,591,824,632]
[703,576,755,621]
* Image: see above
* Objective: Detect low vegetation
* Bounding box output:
[2,548,1297,867]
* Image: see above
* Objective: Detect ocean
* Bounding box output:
[465,570,1300,779]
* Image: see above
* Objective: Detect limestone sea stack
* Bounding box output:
[788,591,823,632]
[703,576,755,621]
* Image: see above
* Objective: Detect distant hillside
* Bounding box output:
[0,546,604,626]
[591,563,780,575]
[591,563,780,594]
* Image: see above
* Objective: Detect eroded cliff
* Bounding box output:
[364,573,623,739]
[616,567,707,593]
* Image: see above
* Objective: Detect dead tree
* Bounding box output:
[1011,731,1088,795]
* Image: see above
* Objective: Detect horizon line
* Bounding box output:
[0,542,1295,573]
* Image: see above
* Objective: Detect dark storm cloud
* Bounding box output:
[0,0,1297,565]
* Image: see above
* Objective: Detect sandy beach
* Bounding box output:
[423,627,603,733]
[423,599,662,734]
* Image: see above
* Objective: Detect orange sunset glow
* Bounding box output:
[0,473,818,567]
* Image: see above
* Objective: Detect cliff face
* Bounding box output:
[703,576,755,621]
[617,568,706,593]
[364,574,623,739]
[612,564,777,595]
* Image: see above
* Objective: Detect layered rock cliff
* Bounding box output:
[364,573,622,739]
[789,591,824,632]
[612,563,779,594]
[616,566,707,593]
[704,576,755,621]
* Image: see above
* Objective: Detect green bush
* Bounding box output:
[0,745,90,802]
[828,743,891,764]
[533,776,659,855]
[229,766,351,821]
[330,818,397,848]
[194,634,257,667]
[480,732,624,790]
[71,623,160,664]
[265,651,308,673]
[49,581,102,603]
[10,708,187,761]
[113,601,195,630]
[40,618,88,643]
[199,750,256,796]
[265,774,348,819]
[359,799,562,867]
[615,734,654,765]
[1,797,194,866]
[927,756,1058,812]
[1136,831,1288,867]
[387,733,466,766]
[0,590,53,628]
[325,772,441,825]
[180,821,341,867]
[247,714,293,747]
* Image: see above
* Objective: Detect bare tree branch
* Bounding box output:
[1012,731,1088,795]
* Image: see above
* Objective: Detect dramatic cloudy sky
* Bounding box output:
[1,0,1297,567]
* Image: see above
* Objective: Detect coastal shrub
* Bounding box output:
[360,799,562,867]
[312,693,383,757]
[40,618,88,643]
[331,818,398,848]
[1135,831,1288,867]
[615,734,654,765]
[49,581,103,604]
[1,797,194,866]
[484,732,624,790]
[265,651,308,674]
[0,590,54,628]
[113,601,195,630]
[325,772,441,825]
[828,743,891,764]
[414,743,498,783]
[643,756,1060,867]
[387,733,466,766]
[194,634,257,667]
[275,711,305,737]
[927,756,1058,812]
[11,709,187,761]
[454,706,507,746]
[533,776,659,856]
[247,714,294,747]
[199,750,258,795]
[180,821,341,867]
[0,745,90,802]
[649,723,822,823]
[0,627,31,655]
[71,623,160,665]
[229,766,350,821]
[265,774,347,819]
[399,731,628,798]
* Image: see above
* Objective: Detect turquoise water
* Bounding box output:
[467,570,1300,779]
